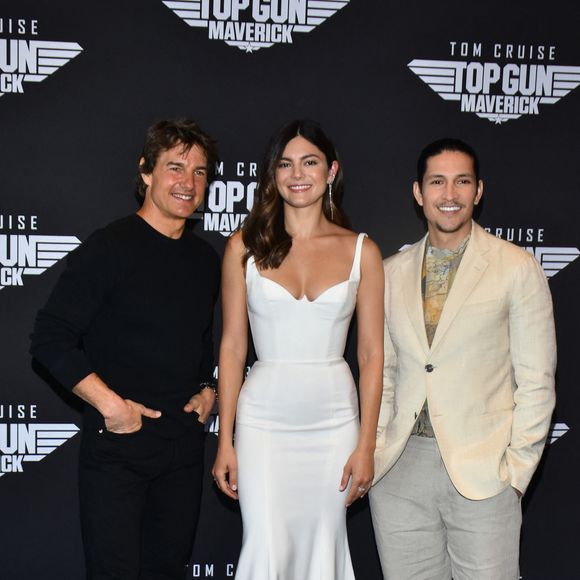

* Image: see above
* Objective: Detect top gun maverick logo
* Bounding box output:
[483,226,579,279]
[0,403,79,478]
[162,0,350,52]
[194,160,257,236]
[0,214,81,291]
[0,17,82,98]
[409,42,580,124]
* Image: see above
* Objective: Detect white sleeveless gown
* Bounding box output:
[234,233,366,580]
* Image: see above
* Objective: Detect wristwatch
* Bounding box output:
[199,381,218,401]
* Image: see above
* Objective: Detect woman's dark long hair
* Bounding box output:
[242,119,348,269]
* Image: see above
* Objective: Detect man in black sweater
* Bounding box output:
[30,119,221,580]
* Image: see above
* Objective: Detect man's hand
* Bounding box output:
[184,388,216,424]
[104,398,161,433]
[72,373,161,434]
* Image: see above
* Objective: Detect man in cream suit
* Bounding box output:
[370,138,556,580]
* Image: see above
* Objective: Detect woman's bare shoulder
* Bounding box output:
[224,231,247,263]
[226,230,245,249]
[326,224,357,243]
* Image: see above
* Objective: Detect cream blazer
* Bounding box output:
[374,222,556,499]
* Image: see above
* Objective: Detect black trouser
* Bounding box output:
[79,423,205,580]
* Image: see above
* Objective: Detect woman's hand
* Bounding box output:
[340,445,374,507]
[212,445,239,500]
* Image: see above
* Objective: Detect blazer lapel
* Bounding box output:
[429,222,490,354]
[402,235,430,355]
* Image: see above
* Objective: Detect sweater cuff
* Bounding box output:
[49,350,95,391]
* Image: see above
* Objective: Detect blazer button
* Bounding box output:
[425,364,434,373]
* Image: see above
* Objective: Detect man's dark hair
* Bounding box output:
[416,138,480,185]
[137,118,219,198]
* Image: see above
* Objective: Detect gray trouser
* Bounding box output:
[369,436,521,580]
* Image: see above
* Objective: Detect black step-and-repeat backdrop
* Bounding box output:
[1,1,579,578]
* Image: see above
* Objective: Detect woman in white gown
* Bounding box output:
[212,120,384,580]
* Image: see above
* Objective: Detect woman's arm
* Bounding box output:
[212,231,249,500]
[340,237,384,506]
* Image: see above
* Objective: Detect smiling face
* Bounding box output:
[275,135,338,213]
[413,149,483,249]
[139,143,208,237]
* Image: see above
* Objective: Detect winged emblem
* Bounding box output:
[539,66,580,105]
[293,0,350,32]
[547,422,569,445]
[0,235,81,290]
[0,423,79,477]
[528,246,580,279]
[408,59,580,124]
[407,59,463,102]
[162,0,350,52]
[0,41,83,98]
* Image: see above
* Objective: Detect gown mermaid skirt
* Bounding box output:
[235,233,366,580]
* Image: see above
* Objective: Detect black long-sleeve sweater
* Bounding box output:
[30,214,220,437]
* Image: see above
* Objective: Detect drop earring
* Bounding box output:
[328,181,334,221]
